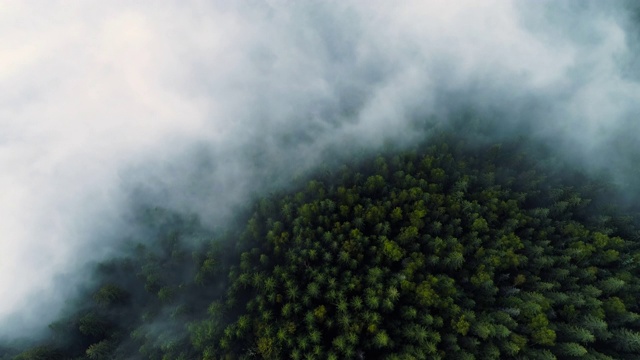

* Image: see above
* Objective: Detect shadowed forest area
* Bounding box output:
[3,125,640,359]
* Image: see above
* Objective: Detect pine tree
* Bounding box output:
[374,330,391,348]
[612,328,640,352]
[556,342,588,357]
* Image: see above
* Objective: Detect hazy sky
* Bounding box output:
[1,0,639,337]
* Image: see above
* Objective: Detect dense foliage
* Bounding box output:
[4,134,640,359]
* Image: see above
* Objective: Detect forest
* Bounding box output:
[2,130,640,359]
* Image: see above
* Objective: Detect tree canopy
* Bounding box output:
[4,132,640,360]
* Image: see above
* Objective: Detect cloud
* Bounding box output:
[1,0,639,338]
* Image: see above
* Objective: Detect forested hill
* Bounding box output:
[4,133,640,359]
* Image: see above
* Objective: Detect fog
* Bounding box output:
[1,0,639,338]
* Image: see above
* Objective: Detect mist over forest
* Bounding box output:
[2,1,640,359]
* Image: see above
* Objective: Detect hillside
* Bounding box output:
[5,133,640,360]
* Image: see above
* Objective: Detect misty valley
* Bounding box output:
[6,0,640,359]
[2,129,640,360]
